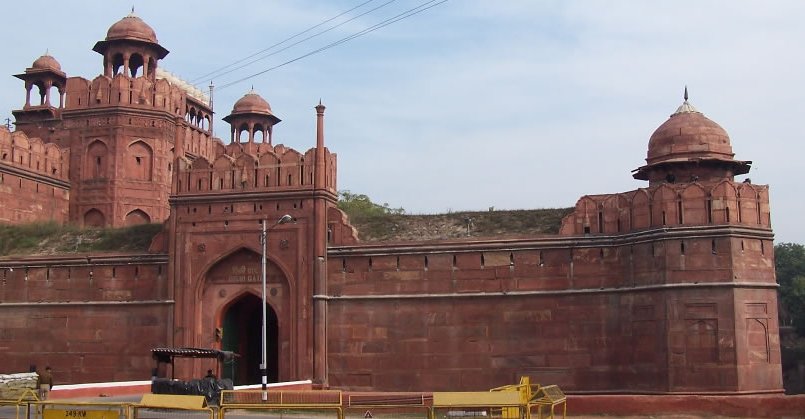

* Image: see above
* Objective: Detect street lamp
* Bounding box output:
[261,214,293,400]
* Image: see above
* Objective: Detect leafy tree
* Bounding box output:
[784,277,805,336]
[776,242,805,335]
[337,190,404,220]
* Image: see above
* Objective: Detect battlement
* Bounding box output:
[63,73,211,127]
[175,143,337,195]
[0,127,70,224]
[0,127,69,181]
[62,73,220,162]
[560,180,771,235]
[180,124,221,163]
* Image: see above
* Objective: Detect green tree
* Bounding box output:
[776,242,805,335]
[337,190,404,220]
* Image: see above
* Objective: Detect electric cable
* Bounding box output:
[190,0,387,84]
[193,0,400,86]
[217,0,449,91]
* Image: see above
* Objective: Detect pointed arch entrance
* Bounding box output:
[201,247,292,385]
[221,293,279,385]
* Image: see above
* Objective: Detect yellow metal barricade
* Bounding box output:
[0,389,40,419]
[344,405,430,418]
[491,376,542,418]
[345,392,431,418]
[132,394,214,419]
[219,390,342,419]
[528,385,566,419]
[432,391,524,418]
[35,401,127,419]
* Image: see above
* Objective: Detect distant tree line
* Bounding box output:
[776,242,805,336]
[337,190,405,220]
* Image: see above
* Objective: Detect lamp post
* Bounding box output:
[261,214,293,400]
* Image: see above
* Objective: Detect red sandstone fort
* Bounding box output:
[0,13,781,394]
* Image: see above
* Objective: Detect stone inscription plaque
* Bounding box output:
[206,248,285,284]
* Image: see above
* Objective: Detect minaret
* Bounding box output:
[92,11,169,79]
[223,90,281,154]
[314,100,326,188]
[12,53,67,141]
[63,12,176,227]
[313,100,328,385]
[632,87,751,185]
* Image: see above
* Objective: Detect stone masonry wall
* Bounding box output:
[560,181,771,236]
[326,230,780,393]
[0,127,69,224]
[0,256,170,384]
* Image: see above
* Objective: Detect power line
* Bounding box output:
[194,0,401,87]
[190,0,385,84]
[217,0,449,91]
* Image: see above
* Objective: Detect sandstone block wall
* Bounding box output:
[0,127,69,224]
[0,256,169,383]
[560,182,771,236]
[326,229,781,393]
[175,144,336,195]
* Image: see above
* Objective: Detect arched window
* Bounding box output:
[127,140,153,181]
[129,53,144,77]
[85,140,109,179]
[237,123,249,142]
[111,53,125,75]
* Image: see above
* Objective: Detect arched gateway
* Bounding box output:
[220,293,278,385]
[201,248,291,385]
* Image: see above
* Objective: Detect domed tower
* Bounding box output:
[632,89,751,185]
[223,90,282,149]
[11,54,68,141]
[92,11,168,79]
[56,12,180,228]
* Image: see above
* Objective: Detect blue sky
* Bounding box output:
[1,1,802,243]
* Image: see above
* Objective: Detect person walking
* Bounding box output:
[39,366,53,400]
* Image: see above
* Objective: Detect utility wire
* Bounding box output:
[217,0,449,91]
[190,0,383,84]
[194,0,400,87]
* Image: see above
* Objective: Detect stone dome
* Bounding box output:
[231,92,273,115]
[223,90,281,126]
[105,13,158,43]
[31,54,61,72]
[645,100,734,165]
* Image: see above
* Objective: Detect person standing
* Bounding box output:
[39,366,53,400]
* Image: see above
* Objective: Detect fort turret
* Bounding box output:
[12,54,67,142]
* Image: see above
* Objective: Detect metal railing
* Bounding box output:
[1,380,565,419]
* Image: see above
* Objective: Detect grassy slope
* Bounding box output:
[0,222,163,256]
[0,207,572,255]
[346,208,574,242]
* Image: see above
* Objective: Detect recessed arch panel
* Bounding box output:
[128,140,153,181]
[84,208,106,227]
[125,209,151,226]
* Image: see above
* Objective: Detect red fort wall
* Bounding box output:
[324,179,779,393]
[0,13,784,396]
[559,181,771,235]
[0,127,69,224]
[0,255,169,384]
